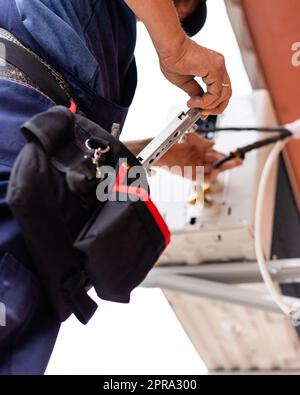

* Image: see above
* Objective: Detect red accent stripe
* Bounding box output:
[69,100,77,114]
[143,195,171,247]
[113,165,171,247]
[112,163,129,192]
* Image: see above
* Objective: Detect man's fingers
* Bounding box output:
[195,83,231,117]
[186,132,214,149]
[201,79,231,111]
[208,71,232,112]
[193,70,229,105]
[202,74,224,107]
[204,150,224,162]
[203,149,243,183]
[187,70,232,115]
[187,88,221,110]
[187,95,206,109]
[187,73,223,109]
[219,158,243,171]
[206,72,232,110]
[208,158,243,183]
[180,78,204,99]
[202,99,230,116]
[187,86,231,113]
[205,149,243,168]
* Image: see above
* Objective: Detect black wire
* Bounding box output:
[204,126,293,169]
[198,126,290,134]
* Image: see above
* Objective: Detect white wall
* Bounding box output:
[46,0,251,375]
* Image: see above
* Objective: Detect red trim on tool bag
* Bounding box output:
[112,163,171,247]
[114,162,129,187]
[69,100,77,114]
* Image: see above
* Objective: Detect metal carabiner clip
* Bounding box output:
[84,139,110,179]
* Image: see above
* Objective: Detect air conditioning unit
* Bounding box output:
[150,90,279,265]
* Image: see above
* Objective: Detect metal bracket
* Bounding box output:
[142,259,300,315]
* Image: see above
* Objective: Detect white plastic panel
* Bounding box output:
[165,287,300,371]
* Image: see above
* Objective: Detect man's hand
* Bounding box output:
[155,132,242,182]
[160,38,232,117]
[125,0,232,117]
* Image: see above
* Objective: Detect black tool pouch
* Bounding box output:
[7,106,170,324]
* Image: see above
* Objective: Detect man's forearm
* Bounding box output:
[124,0,186,60]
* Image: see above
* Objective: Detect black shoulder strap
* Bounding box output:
[0,37,71,107]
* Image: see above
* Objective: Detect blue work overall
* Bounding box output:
[0,0,137,375]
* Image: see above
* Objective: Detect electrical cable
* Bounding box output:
[212,129,292,169]
[197,125,292,169]
[254,139,293,316]
[199,126,291,133]
[254,119,300,318]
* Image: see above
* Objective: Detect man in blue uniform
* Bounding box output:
[0,0,239,374]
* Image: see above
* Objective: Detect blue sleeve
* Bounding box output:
[14,0,98,85]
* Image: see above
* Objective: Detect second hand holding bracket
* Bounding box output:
[137,108,203,173]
